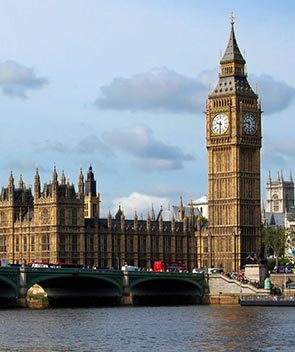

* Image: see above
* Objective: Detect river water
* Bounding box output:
[0,305,293,352]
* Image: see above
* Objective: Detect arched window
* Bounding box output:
[41,209,49,224]
[72,209,77,226]
[272,194,279,212]
[60,209,65,225]
[0,212,6,225]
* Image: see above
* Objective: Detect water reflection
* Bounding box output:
[0,305,294,351]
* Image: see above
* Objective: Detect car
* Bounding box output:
[121,265,139,271]
[208,268,223,274]
[192,268,205,274]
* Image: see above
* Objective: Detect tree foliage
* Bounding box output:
[262,227,286,269]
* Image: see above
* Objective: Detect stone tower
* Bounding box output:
[84,165,100,219]
[206,17,262,271]
[266,171,294,213]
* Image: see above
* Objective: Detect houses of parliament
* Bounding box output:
[0,18,263,272]
[0,166,197,270]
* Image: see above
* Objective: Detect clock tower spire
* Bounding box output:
[205,17,262,272]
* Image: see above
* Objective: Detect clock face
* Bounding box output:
[243,113,256,134]
[211,113,229,135]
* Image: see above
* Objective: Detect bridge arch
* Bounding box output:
[130,277,204,296]
[126,273,205,305]
[25,270,124,305]
[27,273,122,293]
[0,275,19,298]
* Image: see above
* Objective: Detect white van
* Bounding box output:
[121,265,139,271]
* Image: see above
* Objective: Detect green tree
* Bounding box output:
[195,215,208,227]
[262,227,286,269]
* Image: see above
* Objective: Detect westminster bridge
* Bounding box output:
[0,267,205,307]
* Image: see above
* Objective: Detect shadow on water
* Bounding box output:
[48,296,121,308]
[133,295,200,306]
[48,295,201,308]
[0,298,18,308]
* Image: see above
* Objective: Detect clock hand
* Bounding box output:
[218,121,222,133]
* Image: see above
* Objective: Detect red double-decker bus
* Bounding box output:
[153,260,186,272]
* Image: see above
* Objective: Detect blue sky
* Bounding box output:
[0,0,295,218]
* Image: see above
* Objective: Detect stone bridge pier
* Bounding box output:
[18,268,28,307]
[120,270,133,305]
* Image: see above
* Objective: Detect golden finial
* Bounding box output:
[230,11,235,25]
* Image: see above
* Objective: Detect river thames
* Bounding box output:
[0,305,293,351]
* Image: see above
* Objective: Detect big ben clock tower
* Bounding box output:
[206,16,262,272]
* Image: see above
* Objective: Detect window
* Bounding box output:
[24,236,27,252]
[72,209,77,226]
[203,237,208,253]
[272,194,279,212]
[60,234,65,253]
[16,236,19,252]
[72,234,77,253]
[92,204,97,217]
[88,235,94,252]
[60,209,65,225]
[164,236,171,254]
[84,204,88,217]
[41,209,49,224]
[0,235,7,252]
[31,236,35,252]
[41,234,50,251]
[0,212,6,225]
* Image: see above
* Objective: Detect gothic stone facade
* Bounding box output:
[204,19,262,272]
[0,167,197,270]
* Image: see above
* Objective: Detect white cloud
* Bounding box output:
[33,140,69,153]
[94,67,295,116]
[262,138,295,170]
[95,67,207,114]
[103,125,194,170]
[111,192,169,219]
[250,74,295,114]
[132,158,184,171]
[0,60,48,98]
[76,135,113,156]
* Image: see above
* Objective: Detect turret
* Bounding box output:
[120,212,125,232]
[34,168,40,198]
[115,205,123,220]
[183,216,188,233]
[159,212,163,232]
[178,196,184,222]
[8,171,14,201]
[107,210,112,228]
[151,204,155,221]
[267,170,272,184]
[84,166,100,219]
[18,174,24,191]
[171,213,176,232]
[78,168,84,198]
[61,170,66,185]
[85,165,96,196]
[134,210,138,231]
[189,202,194,230]
[52,166,58,197]
[147,211,151,232]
